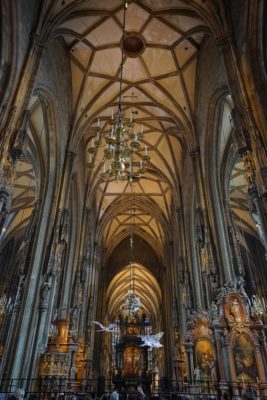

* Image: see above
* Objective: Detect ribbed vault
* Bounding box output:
[106,263,162,322]
[48,0,215,259]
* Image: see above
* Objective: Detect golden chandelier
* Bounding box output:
[88,1,150,182]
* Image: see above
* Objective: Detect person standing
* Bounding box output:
[137,386,145,400]
[111,388,119,400]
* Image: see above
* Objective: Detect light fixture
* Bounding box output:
[87,0,150,181]
[248,295,267,319]
[123,182,141,315]
[0,295,12,317]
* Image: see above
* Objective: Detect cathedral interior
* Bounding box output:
[0,0,267,398]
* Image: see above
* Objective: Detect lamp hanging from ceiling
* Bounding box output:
[88,0,150,182]
[123,180,141,315]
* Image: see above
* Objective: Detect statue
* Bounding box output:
[230,298,242,323]
[210,301,219,322]
[194,366,200,382]
[40,281,51,305]
[70,307,78,330]
[185,329,193,343]
[15,388,25,400]
[236,276,247,297]
[70,365,77,380]
[15,273,25,305]
[209,357,217,381]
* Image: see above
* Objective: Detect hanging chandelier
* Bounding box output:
[0,294,12,317]
[248,295,267,319]
[87,0,150,182]
[124,249,141,315]
[123,182,141,315]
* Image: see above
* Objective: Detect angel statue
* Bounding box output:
[92,321,117,333]
[138,332,164,348]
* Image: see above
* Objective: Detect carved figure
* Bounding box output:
[40,282,51,304]
[209,357,217,381]
[210,301,219,321]
[185,329,193,342]
[70,365,77,380]
[236,276,247,297]
[15,388,25,400]
[194,366,200,382]
[15,273,25,304]
[70,307,78,330]
[231,298,242,323]
[138,332,164,348]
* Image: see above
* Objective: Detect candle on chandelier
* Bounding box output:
[103,163,106,173]
[141,124,144,133]
[145,146,148,156]
[112,110,114,120]
[130,112,133,123]
[91,138,94,147]
[97,118,100,127]
[140,160,142,170]
[90,153,92,163]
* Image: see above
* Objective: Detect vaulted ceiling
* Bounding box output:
[106,263,162,322]
[51,0,212,257]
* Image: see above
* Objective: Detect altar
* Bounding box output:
[112,314,153,389]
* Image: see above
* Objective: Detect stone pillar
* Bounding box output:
[214,331,226,382]
[190,147,234,284]
[39,258,60,352]
[248,185,267,255]
[0,9,48,154]
[77,207,91,338]
[0,273,25,381]
[0,199,41,379]
[231,108,267,253]
[47,150,76,317]
[184,342,194,382]
[90,244,102,375]
[58,151,76,211]
[188,197,205,309]
[224,201,244,276]
[219,37,267,193]
[3,149,75,381]
[176,207,188,334]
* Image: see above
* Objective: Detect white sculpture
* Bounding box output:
[15,388,25,400]
[138,332,164,348]
[92,321,117,333]
[194,366,200,382]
